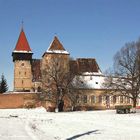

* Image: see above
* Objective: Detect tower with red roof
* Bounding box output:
[12,28,33,92]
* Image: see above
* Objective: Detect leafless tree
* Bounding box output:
[41,55,79,111]
[103,40,140,108]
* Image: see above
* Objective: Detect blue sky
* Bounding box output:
[0,0,140,90]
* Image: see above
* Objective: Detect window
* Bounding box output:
[106,96,110,104]
[127,97,130,104]
[76,95,80,103]
[90,76,92,80]
[95,82,98,84]
[113,95,116,104]
[37,87,41,92]
[21,63,24,66]
[83,95,87,103]
[91,95,96,104]
[120,96,123,103]
[98,95,102,103]
[25,72,26,76]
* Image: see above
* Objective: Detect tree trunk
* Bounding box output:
[55,92,59,112]
[55,88,60,112]
[132,98,137,108]
[131,98,137,113]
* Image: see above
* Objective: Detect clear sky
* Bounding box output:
[0,0,140,90]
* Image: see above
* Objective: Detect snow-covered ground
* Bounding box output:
[0,108,140,140]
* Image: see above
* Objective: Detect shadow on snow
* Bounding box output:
[66,130,100,140]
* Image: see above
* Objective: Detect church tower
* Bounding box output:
[41,36,70,91]
[42,36,70,71]
[12,28,33,92]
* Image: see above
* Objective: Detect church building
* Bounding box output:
[11,28,134,110]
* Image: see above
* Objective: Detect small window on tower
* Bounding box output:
[21,63,24,66]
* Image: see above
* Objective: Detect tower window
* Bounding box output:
[95,82,98,84]
[21,63,24,66]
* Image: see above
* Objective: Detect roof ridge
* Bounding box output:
[46,36,69,55]
[47,36,65,51]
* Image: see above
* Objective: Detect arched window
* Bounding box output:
[83,95,87,103]
[98,95,102,103]
[120,96,123,103]
[76,95,80,103]
[91,95,96,104]
[127,97,130,104]
[113,95,116,104]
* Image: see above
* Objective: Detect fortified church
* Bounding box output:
[10,28,133,110]
[12,28,102,92]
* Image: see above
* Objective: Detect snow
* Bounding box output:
[5,92,35,94]
[0,107,140,140]
[84,75,105,89]
[13,50,32,53]
[82,71,103,76]
[46,50,69,55]
[77,75,105,89]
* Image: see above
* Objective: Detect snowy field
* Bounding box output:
[0,108,140,140]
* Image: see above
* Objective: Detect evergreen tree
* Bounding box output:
[0,74,8,93]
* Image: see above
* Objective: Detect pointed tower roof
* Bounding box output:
[13,28,32,53]
[46,36,69,54]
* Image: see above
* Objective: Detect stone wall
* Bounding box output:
[0,92,70,110]
[0,90,135,111]
[0,93,38,109]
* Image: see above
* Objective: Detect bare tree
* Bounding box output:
[41,55,77,111]
[103,40,140,108]
[66,75,88,110]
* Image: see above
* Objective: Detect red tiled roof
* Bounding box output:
[14,29,32,52]
[70,58,101,74]
[48,36,65,51]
